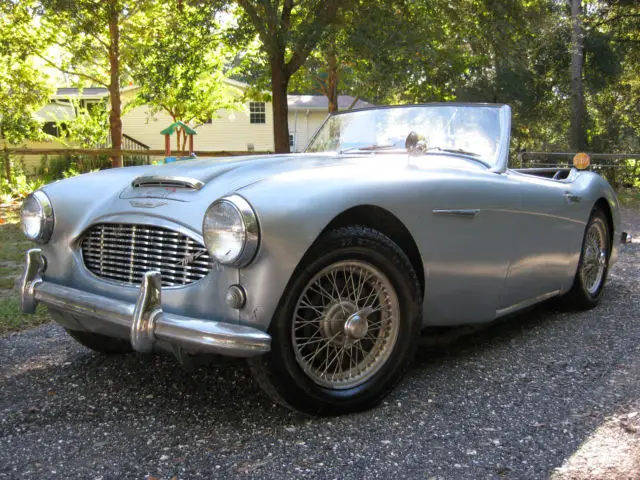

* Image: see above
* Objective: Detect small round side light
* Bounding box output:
[225,285,246,309]
[573,152,590,170]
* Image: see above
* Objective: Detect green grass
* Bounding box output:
[0,223,32,264]
[0,204,49,335]
[0,297,50,336]
[617,188,640,208]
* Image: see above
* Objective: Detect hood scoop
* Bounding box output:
[131,175,204,190]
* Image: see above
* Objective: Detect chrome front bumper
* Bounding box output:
[20,249,271,357]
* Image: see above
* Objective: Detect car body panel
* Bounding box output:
[33,105,621,342]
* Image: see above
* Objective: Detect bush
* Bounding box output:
[0,174,45,201]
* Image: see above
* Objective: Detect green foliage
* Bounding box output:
[0,1,53,146]
[0,0,637,171]
[37,0,158,88]
[130,0,239,140]
[0,171,46,201]
[62,99,110,148]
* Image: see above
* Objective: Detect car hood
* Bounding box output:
[119,153,369,200]
[39,150,487,242]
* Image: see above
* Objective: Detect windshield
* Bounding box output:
[305,104,508,168]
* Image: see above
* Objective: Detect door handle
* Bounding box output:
[564,192,582,204]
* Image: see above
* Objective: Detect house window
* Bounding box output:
[249,102,266,124]
[43,122,61,137]
[289,134,295,150]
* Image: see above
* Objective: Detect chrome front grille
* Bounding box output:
[81,223,212,287]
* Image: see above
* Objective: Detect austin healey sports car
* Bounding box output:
[20,103,625,415]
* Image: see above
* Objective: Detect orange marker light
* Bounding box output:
[573,152,591,170]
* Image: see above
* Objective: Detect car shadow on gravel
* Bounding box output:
[2,273,639,479]
[5,300,559,423]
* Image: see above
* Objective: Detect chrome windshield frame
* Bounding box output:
[304,103,512,173]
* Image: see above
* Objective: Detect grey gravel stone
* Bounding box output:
[1,210,639,479]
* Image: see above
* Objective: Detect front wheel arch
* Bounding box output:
[313,205,425,299]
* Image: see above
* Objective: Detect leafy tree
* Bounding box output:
[230,0,346,152]
[130,1,238,152]
[0,1,53,181]
[36,0,158,167]
[62,97,110,148]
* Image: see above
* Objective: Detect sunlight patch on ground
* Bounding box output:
[551,408,640,479]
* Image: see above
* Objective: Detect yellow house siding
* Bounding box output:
[121,102,275,152]
[195,103,274,151]
[121,104,174,149]
[288,110,328,152]
[120,84,275,152]
[11,138,68,175]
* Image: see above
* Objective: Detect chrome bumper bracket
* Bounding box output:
[131,271,162,353]
[20,249,45,314]
[20,249,271,357]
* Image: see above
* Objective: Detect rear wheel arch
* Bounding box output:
[317,205,425,298]
[593,197,614,251]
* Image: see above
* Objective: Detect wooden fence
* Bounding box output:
[1,147,271,182]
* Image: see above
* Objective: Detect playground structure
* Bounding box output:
[160,121,197,162]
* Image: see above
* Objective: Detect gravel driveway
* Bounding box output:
[1,209,639,480]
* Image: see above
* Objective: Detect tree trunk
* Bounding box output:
[108,3,123,168]
[271,59,290,153]
[3,149,11,184]
[326,47,339,113]
[570,0,585,151]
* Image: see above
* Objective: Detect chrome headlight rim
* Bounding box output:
[21,190,55,244]
[203,194,260,267]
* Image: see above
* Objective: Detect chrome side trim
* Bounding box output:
[432,209,480,218]
[495,289,560,318]
[21,250,271,357]
[131,175,205,190]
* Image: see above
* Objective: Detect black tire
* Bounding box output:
[248,226,422,416]
[65,329,133,354]
[561,207,611,310]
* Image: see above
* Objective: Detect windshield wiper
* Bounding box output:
[425,147,480,157]
[339,144,396,154]
[421,146,490,168]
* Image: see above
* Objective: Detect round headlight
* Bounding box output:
[202,195,259,267]
[21,191,54,243]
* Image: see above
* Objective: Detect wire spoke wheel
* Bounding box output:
[580,221,607,295]
[292,260,400,389]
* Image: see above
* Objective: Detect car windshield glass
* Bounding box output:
[305,105,506,168]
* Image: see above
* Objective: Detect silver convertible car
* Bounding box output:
[20,104,625,415]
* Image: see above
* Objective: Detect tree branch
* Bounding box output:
[281,0,294,30]
[35,54,108,87]
[589,12,640,28]
[347,96,360,110]
[285,0,340,77]
[236,0,276,56]
[85,30,110,51]
[313,75,328,96]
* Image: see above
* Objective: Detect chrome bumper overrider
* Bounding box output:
[20,249,271,357]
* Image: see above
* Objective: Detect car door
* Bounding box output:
[498,171,584,312]
[406,167,524,325]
